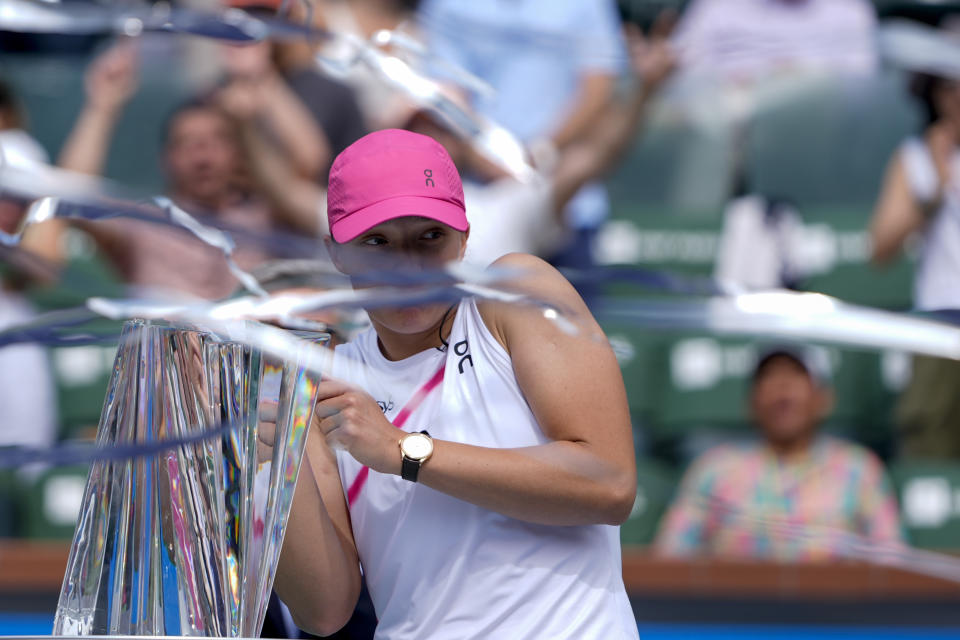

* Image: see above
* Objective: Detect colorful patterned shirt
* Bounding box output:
[655,436,903,561]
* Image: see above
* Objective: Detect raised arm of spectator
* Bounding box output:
[217,81,327,237]
[544,1,626,150]
[58,43,138,176]
[57,42,139,265]
[870,121,954,264]
[221,43,331,179]
[549,17,676,214]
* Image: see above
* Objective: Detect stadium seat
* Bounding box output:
[606,333,901,450]
[594,203,913,310]
[797,207,914,310]
[0,470,17,537]
[606,113,736,215]
[745,71,921,210]
[621,456,679,546]
[2,51,192,192]
[604,325,670,419]
[26,251,124,442]
[51,343,117,442]
[889,462,960,549]
[18,465,90,539]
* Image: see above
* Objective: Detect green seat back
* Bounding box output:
[604,332,902,448]
[26,253,123,442]
[746,71,920,210]
[0,470,18,537]
[19,465,90,539]
[1,50,192,192]
[621,456,679,546]
[890,462,960,549]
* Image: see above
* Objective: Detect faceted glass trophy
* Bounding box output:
[53,320,327,637]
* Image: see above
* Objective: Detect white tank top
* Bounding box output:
[901,137,960,311]
[330,298,637,639]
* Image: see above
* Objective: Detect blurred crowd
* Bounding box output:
[1,0,959,568]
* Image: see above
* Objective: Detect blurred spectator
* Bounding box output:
[665,0,879,245]
[0,80,49,237]
[220,41,333,181]
[222,2,368,176]
[232,20,676,268]
[672,0,878,84]
[655,348,903,561]
[0,78,58,450]
[870,40,960,457]
[57,43,318,300]
[418,0,627,277]
[314,0,423,130]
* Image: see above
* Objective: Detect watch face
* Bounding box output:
[401,433,433,460]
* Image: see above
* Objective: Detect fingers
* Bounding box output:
[258,420,277,447]
[315,378,355,402]
[314,394,350,420]
[256,440,273,465]
[259,399,279,423]
[257,420,276,464]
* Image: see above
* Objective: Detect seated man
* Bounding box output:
[655,347,903,561]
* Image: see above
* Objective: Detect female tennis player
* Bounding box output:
[271,129,639,639]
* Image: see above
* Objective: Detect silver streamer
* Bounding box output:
[0,0,282,42]
[315,30,536,182]
[3,4,960,612]
[599,291,960,361]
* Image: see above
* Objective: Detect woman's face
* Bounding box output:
[329,216,468,335]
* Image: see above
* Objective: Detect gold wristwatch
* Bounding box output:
[399,431,433,482]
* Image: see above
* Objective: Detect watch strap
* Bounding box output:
[401,455,421,482]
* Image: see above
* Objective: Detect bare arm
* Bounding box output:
[274,430,361,636]
[550,19,677,213]
[545,0,629,150]
[217,81,327,236]
[253,73,331,178]
[58,43,137,176]
[869,153,925,264]
[57,43,139,264]
[420,253,636,525]
[549,73,617,150]
[220,43,331,178]
[314,253,637,526]
[18,217,65,272]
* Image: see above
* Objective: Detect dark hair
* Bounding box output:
[910,72,949,127]
[160,94,231,147]
[754,351,803,378]
[159,96,222,147]
[0,77,24,130]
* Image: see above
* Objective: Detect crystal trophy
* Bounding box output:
[53,320,326,637]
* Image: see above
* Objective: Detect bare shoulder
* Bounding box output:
[476,252,601,352]
[490,252,578,294]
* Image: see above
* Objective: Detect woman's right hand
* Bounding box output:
[257,420,275,465]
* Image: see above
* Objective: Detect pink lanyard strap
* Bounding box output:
[346,363,446,506]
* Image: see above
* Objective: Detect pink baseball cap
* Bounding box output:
[327,129,469,243]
